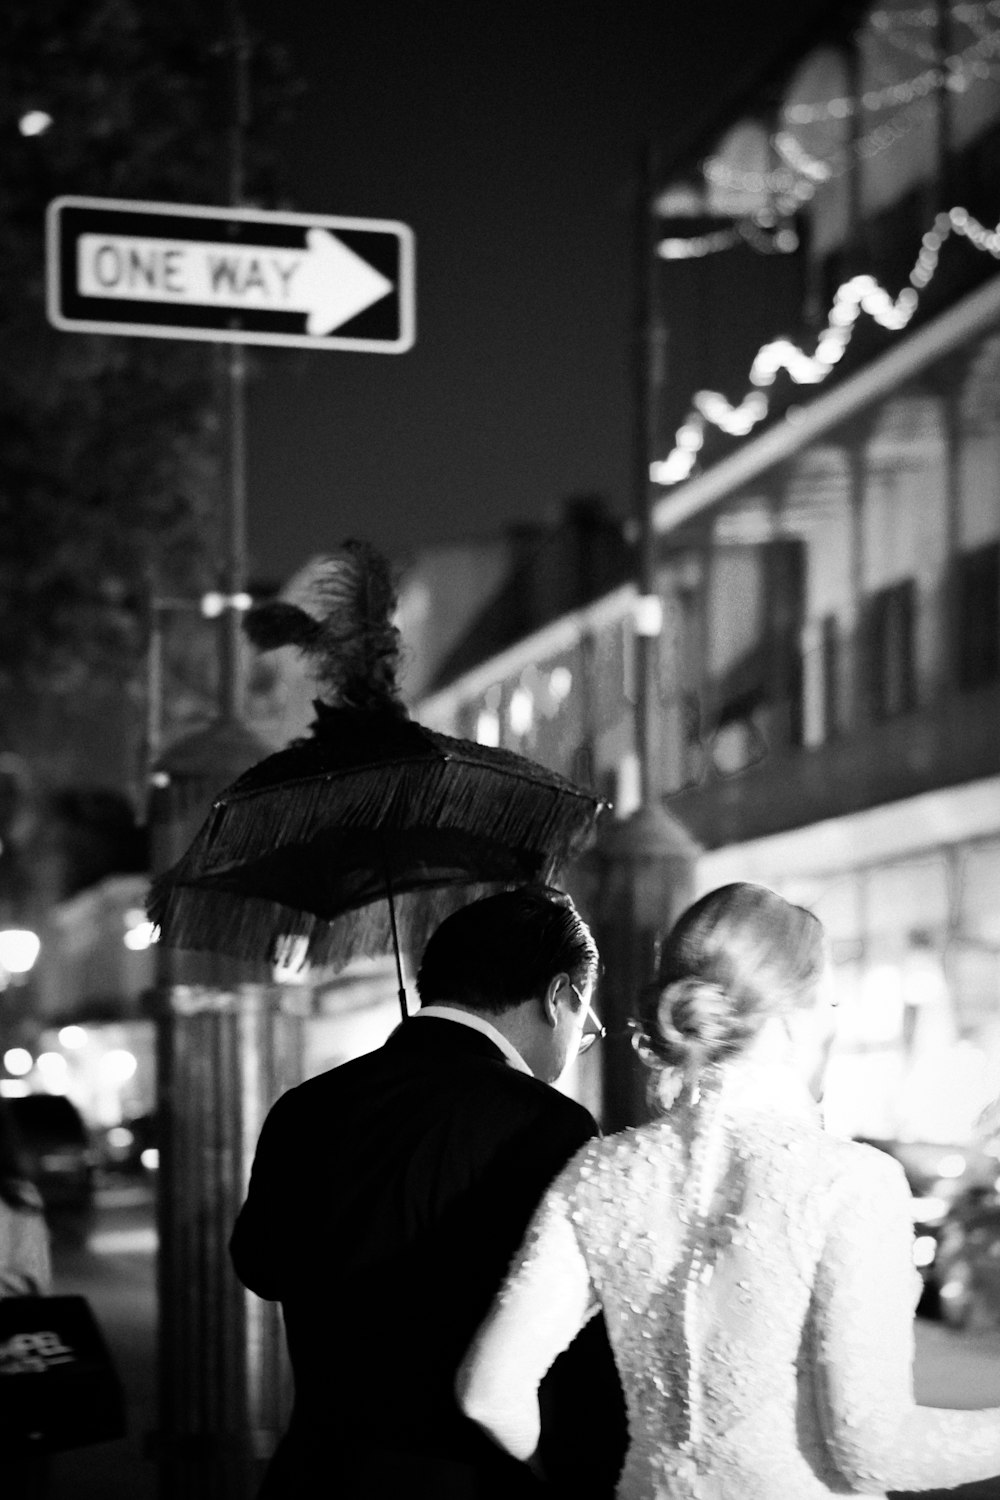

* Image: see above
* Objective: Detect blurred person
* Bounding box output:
[459,882,1000,1499]
[1,1095,53,1500]
[231,886,626,1500]
[0,1095,51,1297]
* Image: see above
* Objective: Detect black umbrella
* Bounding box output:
[149,543,604,1021]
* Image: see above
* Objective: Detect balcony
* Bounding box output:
[668,677,1000,851]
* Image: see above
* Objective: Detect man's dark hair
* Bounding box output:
[416,886,598,1015]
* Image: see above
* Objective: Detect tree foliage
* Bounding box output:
[0,0,298,792]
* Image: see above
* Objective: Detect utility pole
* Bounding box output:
[220,0,250,723]
[594,141,699,1132]
[149,8,301,1497]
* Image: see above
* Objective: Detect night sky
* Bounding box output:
[242,1,832,586]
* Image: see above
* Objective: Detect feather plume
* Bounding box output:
[243,600,322,652]
[243,539,405,714]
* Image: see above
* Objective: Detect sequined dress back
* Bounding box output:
[464,1063,1000,1499]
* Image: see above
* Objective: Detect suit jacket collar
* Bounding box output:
[411,1006,532,1074]
[384,1014,520,1070]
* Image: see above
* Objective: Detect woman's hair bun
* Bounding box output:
[653,977,732,1066]
[635,883,827,1093]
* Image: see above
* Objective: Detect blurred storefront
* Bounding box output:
[697,785,1000,1144]
[0,873,157,1130]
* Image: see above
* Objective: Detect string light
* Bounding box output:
[651,205,1000,488]
[698,94,928,219]
[702,157,801,199]
[705,27,997,204]
[870,2,1000,31]
[738,221,800,255]
[658,228,743,260]
[657,18,997,263]
[651,13,998,332]
[773,131,833,184]
[658,223,798,261]
[782,26,1000,123]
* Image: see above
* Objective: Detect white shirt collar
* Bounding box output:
[413,1004,533,1076]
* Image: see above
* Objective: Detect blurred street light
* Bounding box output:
[36,1051,70,1093]
[18,110,53,137]
[0,927,40,977]
[101,1048,138,1085]
[124,919,157,951]
[3,1047,33,1076]
[200,590,253,619]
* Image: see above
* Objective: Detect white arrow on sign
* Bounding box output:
[77,227,394,335]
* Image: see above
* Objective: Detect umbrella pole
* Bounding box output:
[383,857,409,1022]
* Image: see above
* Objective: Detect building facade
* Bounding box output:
[418,0,1000,1145]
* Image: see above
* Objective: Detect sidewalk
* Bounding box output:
[914,1319,1000,1407]
[47,1217,158,1499]
[890,1320,1000,1500]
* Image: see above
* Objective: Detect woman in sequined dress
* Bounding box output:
[458,882,1000,1499]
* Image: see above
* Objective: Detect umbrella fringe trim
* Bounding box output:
[151,880,511,973]
[156,761,598,884]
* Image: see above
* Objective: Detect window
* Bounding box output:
[956,541,1000,691]
[866,579,916,719]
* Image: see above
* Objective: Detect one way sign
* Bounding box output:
[47,196,415,353]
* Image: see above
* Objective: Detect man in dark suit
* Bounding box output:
[230,886,626,1499]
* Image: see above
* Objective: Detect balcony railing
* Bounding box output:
[671,602,1000,848]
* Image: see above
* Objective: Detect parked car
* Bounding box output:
[854,1138,996,1312]
[7,1092,97,1246]
[96,1111,158,1175]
